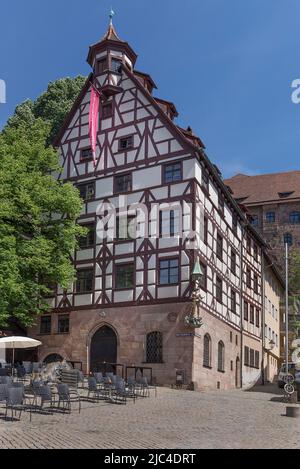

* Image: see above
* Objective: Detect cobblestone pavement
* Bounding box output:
[0,385,299,449]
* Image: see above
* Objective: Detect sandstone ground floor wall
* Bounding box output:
[29,302,194,386]
[192,310,241,391]
[29,302,255,391]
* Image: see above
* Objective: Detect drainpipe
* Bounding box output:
[261,254,266,385]
[240,226,244,389]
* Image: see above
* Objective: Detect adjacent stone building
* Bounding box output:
[225,171,300,268]
[28,20,284,390]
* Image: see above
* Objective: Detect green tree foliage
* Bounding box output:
[0,76,87,327]
[5,76,86,144]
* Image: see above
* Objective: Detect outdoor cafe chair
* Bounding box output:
[112,380,136,405]
[87,377,108,401]
[0,376,12,386]
[5,387,32,421]
[23,362,33,375]
[139,377,157,398]
[32,384,55,416]
[56,383,81,414]
[135,377,150,398]
[0,384,8,412]
[94,372,104,384]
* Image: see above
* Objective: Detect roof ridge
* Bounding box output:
[225,169,300,181]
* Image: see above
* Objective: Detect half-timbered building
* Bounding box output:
[29,20,274,390]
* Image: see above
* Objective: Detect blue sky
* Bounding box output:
[1,0,300,178]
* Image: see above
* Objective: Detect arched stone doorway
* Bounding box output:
[90,325,117,373]
[44,353,64,364]
[235,357,241,388]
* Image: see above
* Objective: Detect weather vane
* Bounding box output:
[109,7,115,25]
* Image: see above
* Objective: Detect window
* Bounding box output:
[246,235,251,253]
[163,163,182,183]
[78,223,95,249]
[111,58,122,73]
[244,346,249,366]
[255,309,260,328]
[218,341,225,372]
[236,335,238,346]
[289,212,300,224]
[116,215,136,240]
[284,233,293,246]
[216,234,223,261]
[218,193,224,214]
[115,263,134,289]
[231,250,236,275]
[265,324,268,338]
[78,182,95,201]
[244,301,249,321]
[159,210,180,237]
[102,102,113,119]
[58,315,69,334]
[146,332,163,363]
[76,268,93,293]
[266,212,275,223]
[96,58,108,74]
[203,334,212,368]
[250,305,254,324]
[119,135,134,151]
[81,148,93,161]
[250,349,255,367]
[159,258,179,285]
[253,274,259,294]
[232,215,237,235]
[203,216,208,245]
[231,289,237,314]
[40,316,51,335]
[253,244,258,261]
[246,267,251,288]
[199,262,207,290]
[216,276,222,303]
[254,351,260,369]
[201,169,209,192]
[251,215,259,227]
[114,173,132,194]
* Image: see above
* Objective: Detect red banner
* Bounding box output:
[89,85,100,168]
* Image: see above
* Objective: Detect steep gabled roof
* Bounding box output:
[225,171,300,205]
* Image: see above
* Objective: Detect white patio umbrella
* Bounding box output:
[0,336,42,365]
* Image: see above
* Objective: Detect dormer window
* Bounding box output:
[111,58,122,73]
[119,135,134,151]
[278,191,294,199]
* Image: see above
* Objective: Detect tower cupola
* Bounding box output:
[87,11,137,96]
